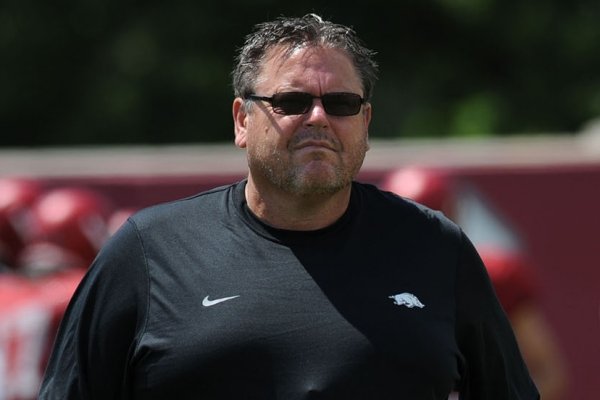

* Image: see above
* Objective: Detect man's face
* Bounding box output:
[233,45,372,197]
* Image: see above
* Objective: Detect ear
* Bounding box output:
[233,97,248,148]
[363,102,372,128]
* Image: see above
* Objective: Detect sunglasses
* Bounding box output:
[245,92,366,116]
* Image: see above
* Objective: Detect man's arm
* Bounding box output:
[454,232,539,399]
[38,220,148,399]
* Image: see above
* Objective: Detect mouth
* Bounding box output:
[293,140,336,152]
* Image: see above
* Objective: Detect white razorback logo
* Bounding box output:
[389,293,425,308]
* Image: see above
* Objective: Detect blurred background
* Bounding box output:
[1,1,600,400]
[1,0,600,146]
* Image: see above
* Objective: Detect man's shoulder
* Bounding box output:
[353,181,460,231]
[129,182,239,229]
[353,180,432,213]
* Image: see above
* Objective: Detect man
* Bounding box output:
[39,14,539,399]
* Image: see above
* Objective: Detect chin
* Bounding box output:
[289,171,351,196]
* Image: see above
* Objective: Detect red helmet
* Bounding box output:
[17,188,113,275]
[381,167,454,212]
[0,178,42,267]
[477,246,538,316]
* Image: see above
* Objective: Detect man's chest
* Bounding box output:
[130,246,460,399]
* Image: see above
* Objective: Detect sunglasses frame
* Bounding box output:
[245,92,366,116]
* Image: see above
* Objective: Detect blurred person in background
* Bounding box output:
[382,166,568,400]
[39,14,537,399]
[16,187,114,277]
[0,179,41,272]
[0,186,113,400]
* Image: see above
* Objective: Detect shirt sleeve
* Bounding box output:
[38,220,149,400]
[454,231,539,400]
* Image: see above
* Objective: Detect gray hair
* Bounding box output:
[232,14,378,102]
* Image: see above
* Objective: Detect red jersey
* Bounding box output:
[0,269,84,400]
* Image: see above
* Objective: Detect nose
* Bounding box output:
[303,98,329,129]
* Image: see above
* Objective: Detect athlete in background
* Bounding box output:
[0,179,41,272]
[0,185,113,400]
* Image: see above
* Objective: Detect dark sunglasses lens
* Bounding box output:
[322,93,363,116]
[271,93,312,115]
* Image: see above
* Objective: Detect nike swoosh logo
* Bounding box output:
[202,295,240,307]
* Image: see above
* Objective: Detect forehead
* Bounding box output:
[257,45,362,93]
